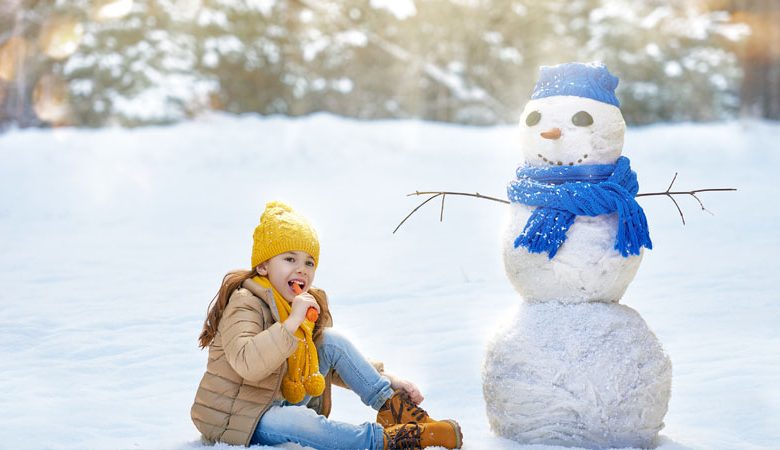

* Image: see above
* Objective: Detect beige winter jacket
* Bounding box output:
[190,278,343,446]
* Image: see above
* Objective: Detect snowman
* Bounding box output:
[482,63,672,449]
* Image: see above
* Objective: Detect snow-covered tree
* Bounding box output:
[582,0,744,123]
[0,0,751,127]
[59,0,217,126]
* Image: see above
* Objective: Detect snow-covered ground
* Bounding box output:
[0,113,777,450]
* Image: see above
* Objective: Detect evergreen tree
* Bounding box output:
[582,0,742,123]
[0,0,751,127]
[56,0,216,126]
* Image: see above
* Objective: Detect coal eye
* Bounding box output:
[572,111,593,126]
[525,111,541,126]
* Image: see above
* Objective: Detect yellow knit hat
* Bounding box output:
[251,201,320,268]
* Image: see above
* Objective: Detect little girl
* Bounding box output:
[191,201,463,449]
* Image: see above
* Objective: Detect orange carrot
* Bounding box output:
[292,283,319,322]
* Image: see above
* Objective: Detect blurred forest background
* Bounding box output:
[0,0,778,129]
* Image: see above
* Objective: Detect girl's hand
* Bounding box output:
[283,293,320,334]
[386,372,424,404]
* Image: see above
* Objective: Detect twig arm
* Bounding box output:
[408,190,510,204]
[635,188,737,197]
[635,176,736,225]
[393,190,507,234]
[392,193,443,234]
[394,178,737,232]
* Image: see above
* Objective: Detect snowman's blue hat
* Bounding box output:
[531,62,620,107]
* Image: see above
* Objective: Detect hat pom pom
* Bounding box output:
[265,200,293,214]
[304,373,325,396]
[282,379,306,404]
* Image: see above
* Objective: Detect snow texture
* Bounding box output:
[0,113,778,450]
[483,301,671,448]
[503,204,643,303]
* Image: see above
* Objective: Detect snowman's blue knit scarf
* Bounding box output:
[507,156,652,259]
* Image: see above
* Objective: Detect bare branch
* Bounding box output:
[394,190,508,234]
[635,173,737,224]
[634,188,737,197]
[668,193,685,225]
[666,172,678,192]
[689,193,706,211]
[440,193,445,222]
[392,193,443,234]
[394,176,737,232]
[408,190,510,204]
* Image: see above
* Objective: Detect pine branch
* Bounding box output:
[393,177,737,233]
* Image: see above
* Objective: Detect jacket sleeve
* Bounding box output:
[220,291,298,383]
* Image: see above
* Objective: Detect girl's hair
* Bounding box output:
[198,269,255,349]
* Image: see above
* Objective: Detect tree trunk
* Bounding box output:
[733,0,780,119]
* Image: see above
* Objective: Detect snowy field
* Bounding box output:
[0,113,778,450]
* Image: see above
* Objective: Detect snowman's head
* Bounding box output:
[519,63,626,167]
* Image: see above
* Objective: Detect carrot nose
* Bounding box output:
[540,128,562,140]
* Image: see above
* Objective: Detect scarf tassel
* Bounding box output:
[514,209,576,259]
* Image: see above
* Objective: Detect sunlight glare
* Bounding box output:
[0,36,28,81]
[370,0,416,20]
[33,74,72,125]
[92,0,134,21]
[39,16,84,60]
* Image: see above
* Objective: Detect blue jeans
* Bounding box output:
[250,329,394,449]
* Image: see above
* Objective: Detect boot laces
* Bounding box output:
[386,423,422,450]
[398,393,427,422]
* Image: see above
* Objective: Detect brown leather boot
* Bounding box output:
[377,391,436,427]
[383,421,463,449]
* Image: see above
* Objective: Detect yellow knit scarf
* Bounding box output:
[253,276,325,403]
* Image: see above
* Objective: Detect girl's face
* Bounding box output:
[257,251,316,302]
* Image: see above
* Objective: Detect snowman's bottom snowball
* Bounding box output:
[482,301,671,449]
